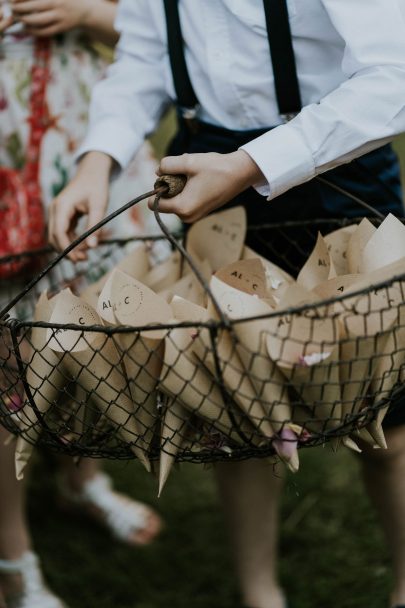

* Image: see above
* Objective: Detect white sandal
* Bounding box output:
[57,472,162,546]
[0,551,67,608]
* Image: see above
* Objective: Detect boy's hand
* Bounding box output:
[48,152,112,262]
[10,0,95,36]
[148,150,265,223]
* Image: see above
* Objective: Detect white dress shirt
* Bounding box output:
[79,0,405,200]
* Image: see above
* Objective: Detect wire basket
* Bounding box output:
[1,177,405,472]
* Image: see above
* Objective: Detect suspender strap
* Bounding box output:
[263,0,302,117]
[163,0,302,119]
[163,0,199,114]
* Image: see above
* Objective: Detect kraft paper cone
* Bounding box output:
[15,292,68,480]
[47,289,150,470]
[159,265,209,307]
[359,214,405,274]
[215,258,267,298]
[241,247,292,307]
[186,206,247,272]
[160,323,258,443]
[210,275,302,471]
[347,218,376,274]
[193,275,274,439]
[297,233,335,290]
[334,261,405,440]
[266,284,342,427]
[324,224,357,276]
[143,250,182,292]
[159,398,189,497]
[98,270,173,453]
[313,274,386,424]
[82,242,150,308]
[210,274,290,432]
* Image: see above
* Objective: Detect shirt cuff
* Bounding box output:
[240,122,316,200]
[75,119,142,170]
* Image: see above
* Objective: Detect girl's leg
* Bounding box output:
[215,459,285,608]
[360,425,405,607]
[0,426,31,597]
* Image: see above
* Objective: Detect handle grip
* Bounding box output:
[154,174,187,198]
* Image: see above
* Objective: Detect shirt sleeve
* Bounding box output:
[241,0,405,200]
[77,0,170,169]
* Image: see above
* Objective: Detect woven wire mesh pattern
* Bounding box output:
[1,219,405,464]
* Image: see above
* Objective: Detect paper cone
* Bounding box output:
[161,323,258,444]
[210,274,303,471]
[210,274,290,432]
[346,218,376,274]
[15,292,69,479]
[359,214,405,273]
[334,261,405,436]
[242,245,294,300]
[159,268,208,307]
[186,206,247,272]
[82,242,150,308]
[192,275,274,439]
[47,289,150,470]
[159,398,189,496]
[143,250,182,292]
[215,258,268,298]
[266,284,342,428]
[324,224,358,276]
[98,270,173,454]
[297,233,335,290]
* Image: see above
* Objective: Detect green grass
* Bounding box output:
[26,132,405,608]
[28,447,391,608]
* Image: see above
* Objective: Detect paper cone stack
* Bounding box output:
[210,272,303,471]
[266,284,342,430]
[160,317,258,444]
[15,292,70,479]
[98,270,172,455]
[47,289,150,470]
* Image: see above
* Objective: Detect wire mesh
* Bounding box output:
[1,218,405,465]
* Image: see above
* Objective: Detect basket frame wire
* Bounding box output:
[0,178,405,461]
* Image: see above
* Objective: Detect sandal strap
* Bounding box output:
[0,551,38,576]
[59,472,148,542]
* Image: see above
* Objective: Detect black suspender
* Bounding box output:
[163,0,199,117]
[263,0,302,118]
[163,0,302,121]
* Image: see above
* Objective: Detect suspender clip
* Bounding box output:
[179,104,201,134]
[281,112,298,123]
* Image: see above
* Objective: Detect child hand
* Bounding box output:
[148,150,265,223]
[0,5,13,32]
[48,152,113,262]
[10,0,95,36]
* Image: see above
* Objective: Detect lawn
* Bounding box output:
[26,133,405,608]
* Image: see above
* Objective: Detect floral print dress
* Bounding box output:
[0,26,158,238]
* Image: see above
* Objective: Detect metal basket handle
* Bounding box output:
[0,174,229,326]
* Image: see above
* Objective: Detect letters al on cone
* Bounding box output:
[97,270,172,456]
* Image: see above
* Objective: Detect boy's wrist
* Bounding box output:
[229,150,266,191]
